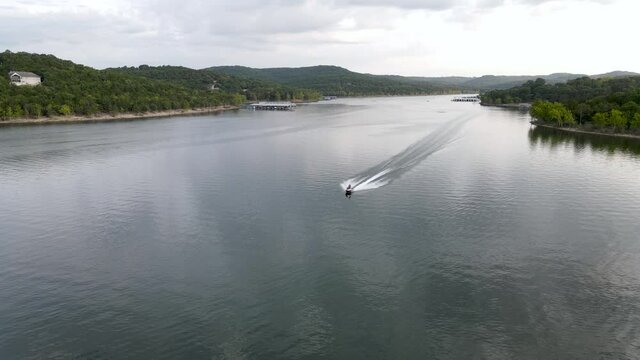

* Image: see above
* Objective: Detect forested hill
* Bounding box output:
[374,72,633,91]
[481,76,640,133]
[210,66,640,93]
[108,65,322,102]
[0,51,244,119]
[207,65,456,96]
[393,72,638,90]
[4,50,638,122]
[207,66,569,93]
[592,71,640,79]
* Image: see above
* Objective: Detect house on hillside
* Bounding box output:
[8,71,41,86]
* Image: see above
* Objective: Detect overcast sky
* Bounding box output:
[1,0,637,76]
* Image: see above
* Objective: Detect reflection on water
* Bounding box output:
[2,96,640,359]
[529,125,640,157]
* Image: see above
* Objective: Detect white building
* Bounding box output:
[8,71,41,86]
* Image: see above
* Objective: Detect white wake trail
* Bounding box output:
[341,116,470,192]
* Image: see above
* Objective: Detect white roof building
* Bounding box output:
[8,71,41,86]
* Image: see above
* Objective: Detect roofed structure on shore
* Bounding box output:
[8,71,41,86]
[249,102,296,111]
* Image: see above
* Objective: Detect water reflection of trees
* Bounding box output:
[528,125,640,157]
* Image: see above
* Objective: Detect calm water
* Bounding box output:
[1,96,640,359]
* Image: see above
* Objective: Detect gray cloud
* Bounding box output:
[0,0,630,74]
[516,0,615,4]
[335,0,462,10]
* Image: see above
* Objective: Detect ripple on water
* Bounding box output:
[1,98,640,359]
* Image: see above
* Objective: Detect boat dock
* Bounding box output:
[452,96,480,102]
[249,102,296,111]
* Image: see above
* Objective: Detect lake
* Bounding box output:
[1,96,640,359]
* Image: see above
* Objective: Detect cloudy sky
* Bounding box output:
[1,0,637,76]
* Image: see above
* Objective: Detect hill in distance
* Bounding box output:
[0,51,244,119]
[591,70,640,79]
[206,65,455,96]
[208,65,640,92]
[4,50,639,120]
[447,71,638,90]
[106,65,323,102]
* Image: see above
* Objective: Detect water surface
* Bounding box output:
[1,96,640,359]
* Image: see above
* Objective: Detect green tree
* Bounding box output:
[608,109,627,130]
[58,104,72,115]
[530,100,551,120]
[557,104,576,126]
[575,103,591,125]
[592,112,609,127]
[630,113,640,129]
[530,101,575,126]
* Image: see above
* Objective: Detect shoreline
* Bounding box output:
[481,102,532,109]
[480,103,640,140]
[0,106,239,126]
[531,122,640,140]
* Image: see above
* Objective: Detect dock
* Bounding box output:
[249,102,296,111]
[452,96,480,102]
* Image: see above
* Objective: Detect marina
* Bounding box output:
[451,95,480,102]
[248,102,296,110]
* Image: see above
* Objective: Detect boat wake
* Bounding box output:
[341,116,470,192]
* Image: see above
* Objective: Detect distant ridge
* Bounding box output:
[4,50,638,110]
[206,65,453,96]
[591,70,640,79]
[444,73,587,90]
[107,65,323,101]
[208,65,640,93]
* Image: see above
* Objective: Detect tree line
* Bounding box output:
[109,65,323,102]
[209,65,457,96]
[0,51,245,120]
[481,76,640,133]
